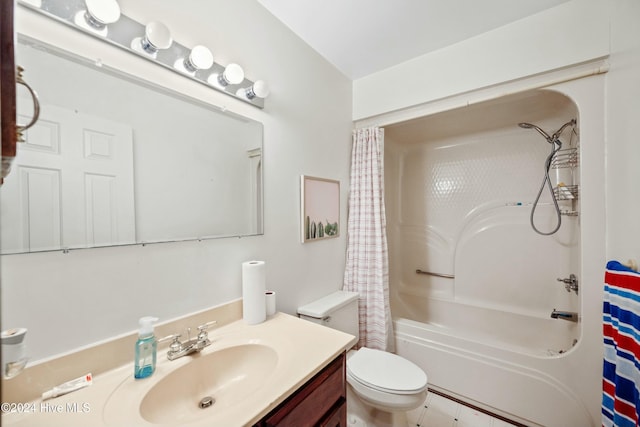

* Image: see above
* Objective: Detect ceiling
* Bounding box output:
[257,0,571,80]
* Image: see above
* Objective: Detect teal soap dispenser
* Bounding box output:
[134,316,158,379]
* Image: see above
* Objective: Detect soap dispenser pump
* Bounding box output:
[134,316,158,379]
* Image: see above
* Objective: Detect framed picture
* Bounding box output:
[300,175,340,243]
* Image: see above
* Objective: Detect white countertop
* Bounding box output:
[2,312,356,427]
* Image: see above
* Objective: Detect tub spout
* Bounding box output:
[550,309,578,322]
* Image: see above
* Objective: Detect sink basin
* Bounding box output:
[103,342,280,426]
[139,344,278,425]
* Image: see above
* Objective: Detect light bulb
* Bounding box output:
[74,0,120,36]
[218,63,245,86]
[85,0,120,27]
[183,45,214,72]
[136,21,172,54]
[245,80,269,99]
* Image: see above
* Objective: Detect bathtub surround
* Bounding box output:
[343,127,393,351]
[380,76,604,426]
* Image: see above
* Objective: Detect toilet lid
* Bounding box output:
[347,347,427,394]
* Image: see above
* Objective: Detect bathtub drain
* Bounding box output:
[199,396,215,409]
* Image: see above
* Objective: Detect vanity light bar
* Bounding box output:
[19,0,268,108]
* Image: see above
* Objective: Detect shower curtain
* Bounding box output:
[343,127,394,352]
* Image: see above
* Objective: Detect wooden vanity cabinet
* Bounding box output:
[255,352,347,427]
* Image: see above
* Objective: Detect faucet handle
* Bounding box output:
[556,274,579,294]
[196,321,217,345]
[159,333,181,343]
[197,320,217,331]
[159,334,183,352]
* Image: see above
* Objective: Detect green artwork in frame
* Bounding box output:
[300,175,340,243]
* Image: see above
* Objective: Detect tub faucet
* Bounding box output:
[161,320,217,361]
[550,309,578,322]
[557,274,579,294]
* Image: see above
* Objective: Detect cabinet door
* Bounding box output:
[319,400,346,427]
[261,353,346,427]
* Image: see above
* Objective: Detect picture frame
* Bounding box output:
[300,175,340,243]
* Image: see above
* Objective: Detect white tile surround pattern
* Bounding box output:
[347,387,524,427]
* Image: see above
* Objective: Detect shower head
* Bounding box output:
[518,119,576,144]
[518,122,552,141]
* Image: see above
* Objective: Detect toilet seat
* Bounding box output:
[347,347,427,395]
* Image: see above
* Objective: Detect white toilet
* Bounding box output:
[298,291,428,426]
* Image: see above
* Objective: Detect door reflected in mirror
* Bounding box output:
[1,38,264,254]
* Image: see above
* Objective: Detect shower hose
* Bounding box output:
[530,138,563,235]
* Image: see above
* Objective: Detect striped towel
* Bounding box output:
[603,260,640,427]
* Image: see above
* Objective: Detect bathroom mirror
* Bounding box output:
[0,37,264,254]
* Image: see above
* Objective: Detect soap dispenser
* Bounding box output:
[134,316,158,379]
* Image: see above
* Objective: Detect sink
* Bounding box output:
[139,344,278,425]
[103,342,279,426]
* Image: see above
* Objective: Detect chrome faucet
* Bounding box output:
[557,274,579,294]
[550,309,578,322]
[161,321,217,361]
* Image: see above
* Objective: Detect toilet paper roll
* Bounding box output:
[265,291,276,316]
[242,261,266,325]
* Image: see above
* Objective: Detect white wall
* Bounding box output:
[607,0,640,263]
[1,0,352,361]
[353,0,610,121]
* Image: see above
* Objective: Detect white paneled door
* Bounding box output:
[1,103,135,253]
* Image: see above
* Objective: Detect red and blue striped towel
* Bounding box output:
[603,260,640,427]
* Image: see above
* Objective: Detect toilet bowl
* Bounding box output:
[297,291,429,425]
[347,347,427,413]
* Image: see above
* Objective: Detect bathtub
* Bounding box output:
[393,294,578,357]
[393,302,592,427]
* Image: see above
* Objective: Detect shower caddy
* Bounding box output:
[551,146,579,216]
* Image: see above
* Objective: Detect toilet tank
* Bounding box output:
[297,291,359,341]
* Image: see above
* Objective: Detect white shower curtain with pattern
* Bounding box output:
[343,127,394,352]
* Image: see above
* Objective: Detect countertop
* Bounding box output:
[1,312,356,427]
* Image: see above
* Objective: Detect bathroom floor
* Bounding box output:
[407,392,518,427]
[347,387,521,427]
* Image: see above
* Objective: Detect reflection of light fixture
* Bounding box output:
[243,80,270,99]
[74,0,120,36]
[174,45,214,74]
[131,22,172,56]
